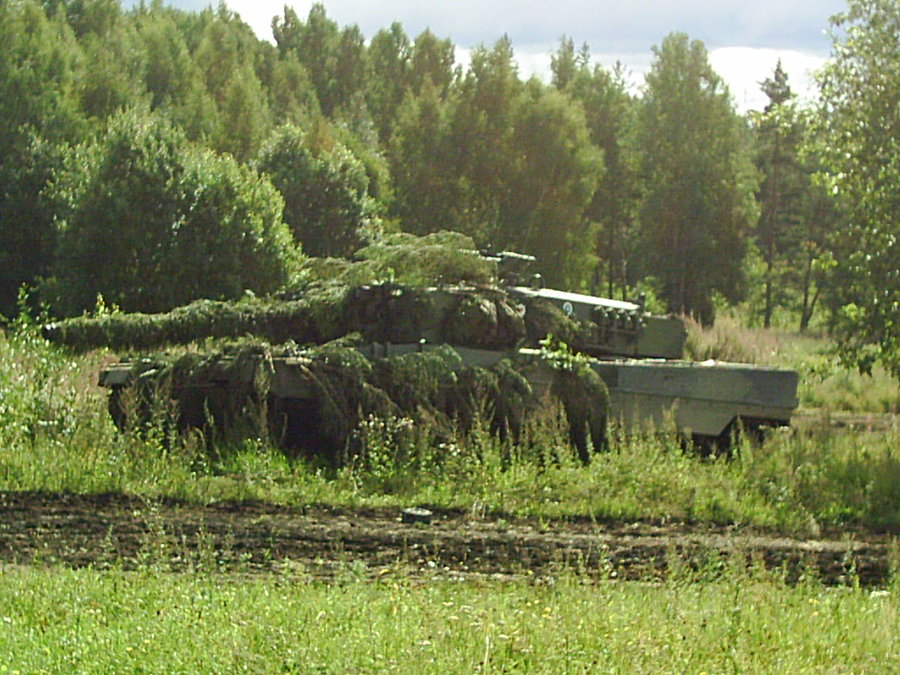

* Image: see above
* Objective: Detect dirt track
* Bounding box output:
[0,491,894,585]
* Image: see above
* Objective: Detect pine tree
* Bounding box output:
[752,61,803,327]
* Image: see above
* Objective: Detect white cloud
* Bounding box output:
[224,0,844,54]
[709,47,826,112]
[502,46,823,114]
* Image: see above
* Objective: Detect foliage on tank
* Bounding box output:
[108,339,607,465]
[40,232,593,354]
[43,284,575,352]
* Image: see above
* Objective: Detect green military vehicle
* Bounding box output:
[90,251,798,455]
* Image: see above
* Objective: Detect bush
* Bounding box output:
[50,108,299,315]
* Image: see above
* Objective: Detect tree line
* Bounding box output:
[0,0,896,376]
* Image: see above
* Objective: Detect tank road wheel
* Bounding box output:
[107,386,127,432]
[266,395,339,464]
[106,383,156,432]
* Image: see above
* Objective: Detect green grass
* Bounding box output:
[2,323,899,533]
[0,562,897,674]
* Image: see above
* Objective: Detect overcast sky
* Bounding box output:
[153,0,847,112]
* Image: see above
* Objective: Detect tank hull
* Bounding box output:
[100,344,798,443]
[591,358,798,438]
[513,348,797,441]
[100,340,798,446]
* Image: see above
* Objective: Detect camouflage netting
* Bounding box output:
[41,230,594,354]
[290,230,496,292]
[107,341,607,465]
[58,233,609,462]
[549,366,610,461]
[43,283,592,355]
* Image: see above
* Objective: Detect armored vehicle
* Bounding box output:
[86,250,798,456]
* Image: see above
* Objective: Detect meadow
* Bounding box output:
[1,563,897,673]
[0,316,898,672]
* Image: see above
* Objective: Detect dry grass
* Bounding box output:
[684,316,899,414]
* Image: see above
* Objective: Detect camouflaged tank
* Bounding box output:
[75,251,798,457]
[491,253,799,445]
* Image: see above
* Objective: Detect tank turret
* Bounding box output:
[484,250,687,359]
[508,285,686,359]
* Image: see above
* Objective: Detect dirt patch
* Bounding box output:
[793,409,898,433]
[0,491,894,585]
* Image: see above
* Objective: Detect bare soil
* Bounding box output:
[793,409,898,433]
[0,491,894,585]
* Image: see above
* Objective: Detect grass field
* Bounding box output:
[1,318,898,672]
[1,563,897,673]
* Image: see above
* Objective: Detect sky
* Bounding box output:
[155,0,848,112]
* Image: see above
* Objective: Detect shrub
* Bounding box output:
[50,108,299,315]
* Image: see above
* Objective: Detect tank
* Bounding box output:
[81,250,797,455]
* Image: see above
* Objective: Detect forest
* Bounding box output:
[1,2,899,670]
[0,0,896,379]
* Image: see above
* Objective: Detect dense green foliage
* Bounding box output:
[256,123,382,257]
[633,34,756,325]
[813,0,900,378]
[0,0,84,313]
[751,63,842,331]
[552,41,639,298]
[50,109,298,314]
[0,0,895,378]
